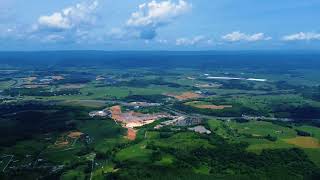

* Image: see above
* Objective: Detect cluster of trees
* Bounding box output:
[100,118,320,179]
[302,86,320,101]
[107,135,320,180]
[123,94,168,103]
[273,103,320,119]
[276,81,320,102]
[296,129,311,137]
[53,73,94,85]
[0,103,90,146]
[113,78,194,89]
[173,102,263,117]
[175,98,320,120]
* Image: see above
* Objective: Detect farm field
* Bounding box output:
[1,52,320,179]
[207,118,320,166]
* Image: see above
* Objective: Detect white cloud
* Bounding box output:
[36,0,99,31]
[24,0,102,45]
[127,0,191,27]
[282,32,320,41]
[41,34,65,43]
[38,13,71,30]
[222,31,272,42]
[176,36,212,46]
[126,0,191,39]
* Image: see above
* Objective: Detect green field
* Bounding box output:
[1,59,320,179]
[0,80,15,90]
[116,142,153,163]
[207,118,320,168]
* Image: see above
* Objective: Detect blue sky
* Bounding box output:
[0,0,320,50]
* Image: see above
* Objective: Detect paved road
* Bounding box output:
[89,153,96,180]
[2,155,14,172]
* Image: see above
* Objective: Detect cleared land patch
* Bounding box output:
[68,131,84,139]
[284,137,320,148]
[109,105,168,140]
[127,128,137,140]
[166,92,202,100]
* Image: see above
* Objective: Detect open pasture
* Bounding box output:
[116,142,152,163]
[284,137,320,148]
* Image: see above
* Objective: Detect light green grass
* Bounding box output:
[0,80,15,89]
[207,119,230,138]
[116,142,152,163]
[92,164,115,180]
[208,119,300,153]
[80,84,185,99]
[246,139,295,153]
[194,164,211,175]
[154,132,213,151]
[228,120,297,139]
[154,154,175,166]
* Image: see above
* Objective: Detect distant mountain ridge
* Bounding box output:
[0,51,319,70]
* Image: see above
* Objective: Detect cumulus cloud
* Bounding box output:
[222,31,272,42]
[176,36,212,46]
[282,32,320,41]
[23,0,103,45]
[126,0,191,39]
[35,0,99,31]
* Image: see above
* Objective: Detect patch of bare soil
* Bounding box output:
[109,105,167,140]
[68,131,84,139]
[126,128,137,140]
[285,137,320,148]
[110,105,122,120]
[167,92,202,100]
